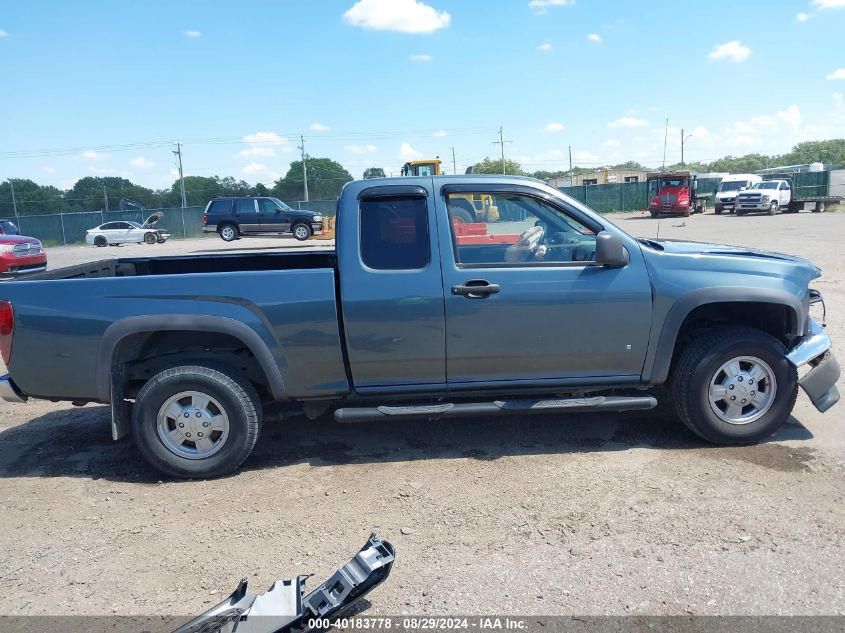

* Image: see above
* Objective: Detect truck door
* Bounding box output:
[435,183,653,386]
[338,182,446,389]
[234,198,259,231]
[257,198,290,232]
[780,181,791,206]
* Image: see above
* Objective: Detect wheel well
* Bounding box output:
[113,330,271,399]
[669,301,796,377]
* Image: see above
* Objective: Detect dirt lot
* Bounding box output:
[1,210,844,617]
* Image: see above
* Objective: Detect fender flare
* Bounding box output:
[645,287,806,384]
[97,315,287,402]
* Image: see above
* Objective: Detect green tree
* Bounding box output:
[272,157,353,201]
[467,157,527,176]
[608,160,647,171]
[781,139,845,166]
[363,167,386,179]
[0,179,66,215]
[66,177,155,212]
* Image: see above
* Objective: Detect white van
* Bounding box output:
[715,174,763,214]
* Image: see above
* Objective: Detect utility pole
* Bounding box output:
[662,118,669,171]
[451,147,457,175]
[681,129,693,168]
[492,126,512,175]
[8,179,18,218]
[568,146,573,183]
[299,135,309,202]
[173,141,187,208]
[103,185,109,213]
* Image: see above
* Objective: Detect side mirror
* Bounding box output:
[595,231,628,268]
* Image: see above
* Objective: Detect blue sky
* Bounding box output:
[1,0,844,191]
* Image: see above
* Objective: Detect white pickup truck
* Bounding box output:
[736,179,792,215]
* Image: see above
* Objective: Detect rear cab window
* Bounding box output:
[359,196,430,270]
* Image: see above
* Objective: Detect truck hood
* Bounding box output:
[642,238,821,281]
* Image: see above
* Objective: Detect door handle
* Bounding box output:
[451,280,501,298]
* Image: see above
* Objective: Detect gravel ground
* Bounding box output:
[0,210,843,617]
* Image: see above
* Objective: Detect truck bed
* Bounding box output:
[21,249,337,281]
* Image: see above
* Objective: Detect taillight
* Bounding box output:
[0,300,13,365]
[202,214,208,225]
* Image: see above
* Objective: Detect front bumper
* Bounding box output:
[0,375,26,403]
[311,221,324,234]
[737,201,770,211]
[0,252,47,274]
[786,319,840,412]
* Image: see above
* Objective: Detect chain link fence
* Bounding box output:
[9,201,338,245]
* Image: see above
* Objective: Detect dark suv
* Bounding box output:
[202,197,324,242]
[0,219,20,235]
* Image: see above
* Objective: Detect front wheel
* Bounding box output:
[672,327,797,445]
[144,232,157,244]
[292,223,312,241]
[767,201,779,215]
[715,207,723,215]
[132,363,262,478]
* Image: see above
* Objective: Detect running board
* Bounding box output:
[334,395,656,423]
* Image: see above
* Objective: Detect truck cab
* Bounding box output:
[647,171,705,217]
[715,174,763,214]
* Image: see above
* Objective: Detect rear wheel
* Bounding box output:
[132,363,262,478]
[219,223,238,242]
[144,232,157,244]
[292,222,312,241]
[672,327,797,445]
[94,235,108,247]
[449,208,475,224]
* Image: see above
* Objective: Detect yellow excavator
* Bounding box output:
[400,158,499,223]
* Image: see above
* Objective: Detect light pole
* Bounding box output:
[681,129,693,168]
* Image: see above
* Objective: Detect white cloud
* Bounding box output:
[235,146,276,158]
[707,40,751,63]
[398,142,423,161]
[539,122,565,133]
[345,144,378,154]
[88,166,117,175]
[0,29,8,37]
[603,139,621,148]
[834,92,844,103]
[827,68,845,80]
[81,150,109,161]
[811,0,845,8]
[410,54,432,62]
[573,150,598,163]
[242,162,268,175]
[796,12,810,21]
[343,0,450,34]
[129,156,155,168]
[528,0,574,14]
[243,131,289,145]
[587,33,602,43]
[537,42,553,51]
[309,123,330,132]
[42,166,55,174]
[433,129,448,137]
[184,29,201,38]
[608,116,648,128]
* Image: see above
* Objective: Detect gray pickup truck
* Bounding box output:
[0,176,839,478]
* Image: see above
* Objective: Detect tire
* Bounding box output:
[144,232,157,244]
[813,203,825,214]
[671,326,798,445]
[449,208,475,224]
[94,235,108,247]
[650,211,659,218]
[156,238,166,243]
[219,224,239,242]
[715,206,723,215]
[292,222,312,241]
[132,363,262,478]
[767,201,779,215]
[736,209,745,216]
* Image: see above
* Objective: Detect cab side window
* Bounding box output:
[259,199,280,214]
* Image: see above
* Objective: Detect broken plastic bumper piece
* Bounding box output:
[173,533,395,633]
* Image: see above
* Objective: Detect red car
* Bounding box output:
[0,235,47,275]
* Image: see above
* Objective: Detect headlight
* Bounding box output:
[761,195,770,202]
[0,245,14,253]
[313,214,323,221]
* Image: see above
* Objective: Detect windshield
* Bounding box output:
[271,197,292,211]
[128,221,142,228]
[752,182,779,190]
[660,178,689,187]
[718,180,749,192]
